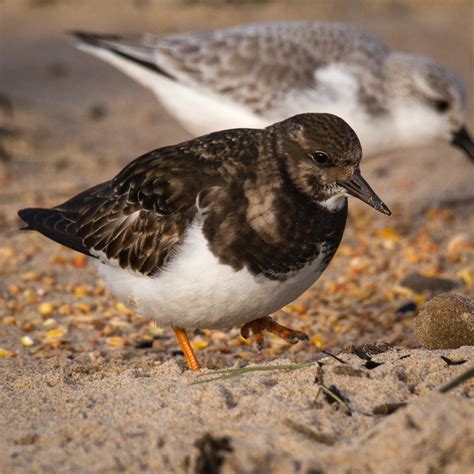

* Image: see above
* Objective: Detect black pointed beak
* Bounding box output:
[340,169,391,216]
[452,126,474,161]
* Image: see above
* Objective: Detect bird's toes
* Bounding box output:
[255,336,266,352]
[287,331,309,344]
[240,324,251,340]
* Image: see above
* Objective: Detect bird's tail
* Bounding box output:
[18,207,92,257]
[70,30,176,81]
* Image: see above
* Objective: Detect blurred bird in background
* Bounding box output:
[73,21,473,162]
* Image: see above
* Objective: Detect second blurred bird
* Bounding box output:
[73,21,473,161]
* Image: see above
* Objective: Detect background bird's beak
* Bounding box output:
[452,127,474,161]
[340,169,391,215]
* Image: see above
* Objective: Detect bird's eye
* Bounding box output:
[431,99,450,113]
[310,151,330,165]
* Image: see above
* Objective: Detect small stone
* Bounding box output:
[400,272,459,294]
[415,293,474,349]
[21,322,35,332]
[396,302,417,313]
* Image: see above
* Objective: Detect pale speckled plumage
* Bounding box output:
[74,21,469,157]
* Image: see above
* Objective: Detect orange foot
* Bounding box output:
[240,316,309,351]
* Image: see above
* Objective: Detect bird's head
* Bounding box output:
[385,53,473,161]
[269,113,391,215]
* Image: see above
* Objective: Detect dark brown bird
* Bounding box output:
[18,113,391,371]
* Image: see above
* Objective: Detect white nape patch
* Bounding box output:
[95,220,329,329]
[319,195,346,212]
[77,43,265,136]
[275,64,395,156]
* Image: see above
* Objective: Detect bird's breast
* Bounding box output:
[201,190,348,280]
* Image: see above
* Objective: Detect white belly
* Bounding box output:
[150,77,267,136]
[95,222,327,329]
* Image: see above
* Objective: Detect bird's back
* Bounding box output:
[18,128,262,275]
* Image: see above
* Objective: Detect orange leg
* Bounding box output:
[241,316,309,351]
[173,327,201,371]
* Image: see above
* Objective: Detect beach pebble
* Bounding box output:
[415,293,474,349]
[400,272,459,294]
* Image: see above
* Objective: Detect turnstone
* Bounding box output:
[18,113,390,371]
[72,22,473,161]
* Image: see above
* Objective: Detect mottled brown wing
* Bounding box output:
[20,130,258,276]
[68,150,214,275]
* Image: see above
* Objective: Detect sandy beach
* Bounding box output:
[0,1,473,472]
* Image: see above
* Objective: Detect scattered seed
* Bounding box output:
[106,336,127,348]
[191,340,209,351]
[38,302,55,316]
[43,318,58,328]
[71,254,87,268]
[310,335,324,348]
[0,347,13,357]
[20,336,34,347]
[115,302,132,316]
[46,327,67,339]
[2,316,16,325]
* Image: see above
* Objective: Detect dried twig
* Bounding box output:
[190,362,315,385]
[372,402,407,415]
[284,419,336,446]
[317,384,352,415]
[438,366,474,393]
[352,346,383,369]
[440,356,466,367]
[321,350,347,364]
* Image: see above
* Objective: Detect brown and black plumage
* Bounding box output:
[19,113,390,371]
